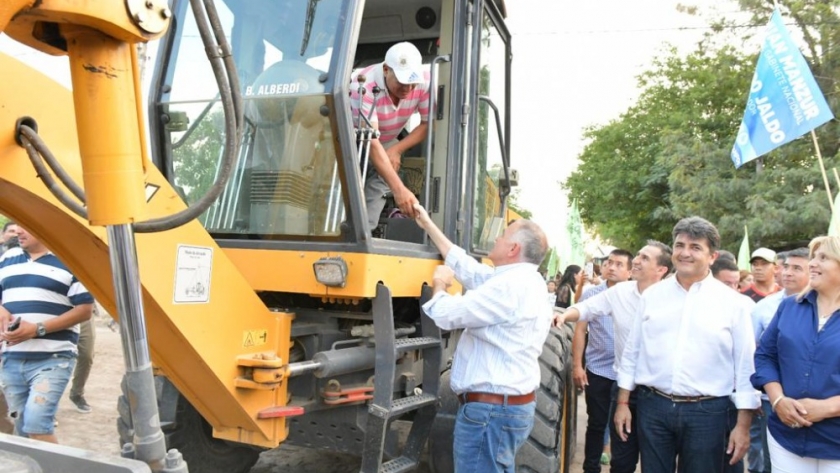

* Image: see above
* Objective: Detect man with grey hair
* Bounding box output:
[412,203,551,473]
[614,217,758,473]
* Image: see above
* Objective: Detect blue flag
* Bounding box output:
[731,10,834,168]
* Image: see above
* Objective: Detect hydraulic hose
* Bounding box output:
[15,0,243,234]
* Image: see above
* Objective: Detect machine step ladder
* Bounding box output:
[360,284,443,473]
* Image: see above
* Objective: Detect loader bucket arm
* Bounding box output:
[0,52,292,448]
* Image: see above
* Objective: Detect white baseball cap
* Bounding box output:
[750,247,777,263]
[384,42,425,85]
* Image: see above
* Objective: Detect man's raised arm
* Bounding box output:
[413,203,453,258]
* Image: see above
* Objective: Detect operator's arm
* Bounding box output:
[368,139,418,218]
[385,121,428,158]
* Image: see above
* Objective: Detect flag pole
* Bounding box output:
[811,130,834,212]
[833,167,840,193]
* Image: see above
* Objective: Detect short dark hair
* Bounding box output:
[717,250,736,263]
[609,249,634,268]
[785,247,809,260]
[672,217,720,253]
[646,240,673,273]
[711,258,739,277]
[2,221,15,232]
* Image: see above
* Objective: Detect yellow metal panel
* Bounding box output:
[0,0,34,35]
[5,0,164,57]
[64,26,147,225]
[0,52,290,447]
[224,249,448,298]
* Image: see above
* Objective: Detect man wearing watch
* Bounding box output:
[0,226,94,444]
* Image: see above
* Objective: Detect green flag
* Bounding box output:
[738,226,751,271]
[829,193,840,237]
[567,199,586,268]
[545,247,560,280]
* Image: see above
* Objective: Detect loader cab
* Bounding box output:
[148,0,512,257]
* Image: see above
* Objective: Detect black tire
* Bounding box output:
[428,370,457,473]
[117,375,261,473]
[515,323,575,473]
[428,325,576,473]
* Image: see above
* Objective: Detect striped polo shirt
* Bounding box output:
[0,247,94,357]
[349,63,431,145]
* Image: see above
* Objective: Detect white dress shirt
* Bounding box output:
[422,246,552,395]
[574,280,641,373]
[617,273,759,409]
[751,290,789,402]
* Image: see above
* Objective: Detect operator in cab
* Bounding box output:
[350,42,431,230]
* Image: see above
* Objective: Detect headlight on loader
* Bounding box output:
[313,257,348,288]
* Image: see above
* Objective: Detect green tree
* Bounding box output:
[565,1,840,251]
[507,188,533,220]
[171,107,225,205]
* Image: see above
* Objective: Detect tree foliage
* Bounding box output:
[171,107,225,205]
[564,1,840,251]
[507,188,533,220]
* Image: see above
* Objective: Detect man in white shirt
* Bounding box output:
[413,203,551,473]
[569,249,632,473]
[555,241,672,473]
[614,217,759,473]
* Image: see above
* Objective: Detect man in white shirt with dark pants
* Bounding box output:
[413,203,551,473]
[614,216,759,473]
[554,240,673,473]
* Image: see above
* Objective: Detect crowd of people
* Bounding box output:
[0,220,97,444]
[551,217,840,473]
[412,205,840,473]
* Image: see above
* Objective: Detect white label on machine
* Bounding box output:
[145,183,160,202]
[173,245,213,304]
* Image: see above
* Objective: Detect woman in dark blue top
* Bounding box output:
[752,236,840,471]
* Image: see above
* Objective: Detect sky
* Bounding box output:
[503,0,749,247]
[0,0,756,248]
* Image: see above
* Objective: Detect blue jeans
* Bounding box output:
[636,386,738,473]
[609,383,640,473]
[453,400,535,473]
[746,399,772,473]
[0,354,76,436]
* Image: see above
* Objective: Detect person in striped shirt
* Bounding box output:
[0,226,94,444]
[350,42,431,230]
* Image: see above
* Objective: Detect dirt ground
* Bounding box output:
[44,314,600,472]
[49,314,430,472]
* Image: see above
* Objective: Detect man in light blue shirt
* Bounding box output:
[413,203,551,473]
[572,249,632,473]
[748,248,809,473]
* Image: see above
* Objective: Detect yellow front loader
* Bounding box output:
[0,1,575,472]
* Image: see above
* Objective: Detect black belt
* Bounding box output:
[457,391,535,406]
[646,386,719,403]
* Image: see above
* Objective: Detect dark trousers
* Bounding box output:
[637,386,738,473]
[583,370,614,473]
[609,384,640,473]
